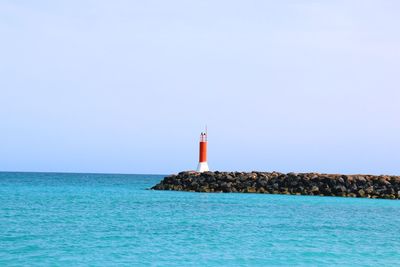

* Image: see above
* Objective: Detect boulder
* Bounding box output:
[357,189,365,197]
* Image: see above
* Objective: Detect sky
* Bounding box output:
[0,0,399,175]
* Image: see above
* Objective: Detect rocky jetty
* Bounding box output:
[151,171,400,199]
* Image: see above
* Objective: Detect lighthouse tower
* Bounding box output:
[196,131,209,172]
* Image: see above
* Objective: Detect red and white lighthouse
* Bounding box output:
[197,130,209,172]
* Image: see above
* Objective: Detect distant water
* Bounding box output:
[1,172,400,266]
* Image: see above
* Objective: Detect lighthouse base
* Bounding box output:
[196,162,209,173]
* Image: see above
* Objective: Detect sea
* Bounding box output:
[1,172,399,266]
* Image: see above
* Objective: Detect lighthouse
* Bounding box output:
[196,131,209,172]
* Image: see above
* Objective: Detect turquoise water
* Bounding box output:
[1,172,400,266]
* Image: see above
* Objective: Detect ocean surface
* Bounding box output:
[1,172,399,266]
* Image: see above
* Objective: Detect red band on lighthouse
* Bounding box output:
[199,132,207,163]
[199,141,207,162]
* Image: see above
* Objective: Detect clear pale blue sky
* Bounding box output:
[1,1,399,175]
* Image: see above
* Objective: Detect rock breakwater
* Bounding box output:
[151,171,400,199]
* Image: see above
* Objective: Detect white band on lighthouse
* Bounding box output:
[197,162,209,173]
